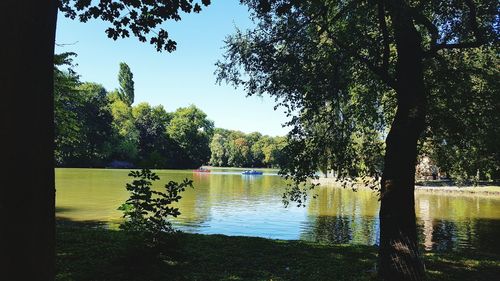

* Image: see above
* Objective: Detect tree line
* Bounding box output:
[54,53,285,169]
[210,129,286,168]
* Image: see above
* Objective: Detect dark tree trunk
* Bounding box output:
[0,1,58,280]
[378,2,427,281]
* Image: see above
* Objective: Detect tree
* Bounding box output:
[167,105,214,168]
[72,82,115,167]
[109,91,140,163]
[210,133,228,166]
[133,102,172,168]
[118,62,135,106]
[209,129,286,168]
[216,1,498,280]
[54,53,83,166]
[1,1,210,279]
[228,137,251,167]
[55,66,115,167]
[423,47,500,182]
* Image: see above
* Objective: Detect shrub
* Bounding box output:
[118,169,193,242]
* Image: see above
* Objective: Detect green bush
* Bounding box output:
[118,169,193,242]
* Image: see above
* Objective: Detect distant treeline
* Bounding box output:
[54,53,285,169]
[209,129,286,168]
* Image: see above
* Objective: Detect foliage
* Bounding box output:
[209,129,286,168]
[216,1,390,203]
[54,52,83,165]
[167,105,215,168]
[216,0,500,204]
[132,103,173,168]
[54,58,227,169]
[75,82,115,165]
[118,169,193,239]
[423,47,500,181]
[216,3,498,277]
[109,92,140,161]
[54,55,115,167]
[209,133,227,166]
[117,62,135,106]
[59,0,212,52]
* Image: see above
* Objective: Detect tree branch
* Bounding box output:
[410,8,438,48]
[428,40,486,52]
[422,0,488,57]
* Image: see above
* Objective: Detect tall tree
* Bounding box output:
[216,1,498,280]
[1,1,210,279]
[109,92,140,163]
[118,62,135,106]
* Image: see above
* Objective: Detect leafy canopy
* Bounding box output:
[216,0,499,204]
[60,0,212,52]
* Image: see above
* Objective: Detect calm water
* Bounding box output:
[56,168,500,254]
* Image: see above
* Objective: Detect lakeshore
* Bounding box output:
[313,178,500,196]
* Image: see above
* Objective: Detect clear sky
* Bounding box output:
[55,1,289,137]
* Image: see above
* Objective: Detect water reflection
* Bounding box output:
[301,187,380,245]
[56,168,500,253]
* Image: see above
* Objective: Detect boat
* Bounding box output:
[193,167,211,173]
[241,170,263,175]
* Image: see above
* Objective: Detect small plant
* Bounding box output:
[118,169,193,241]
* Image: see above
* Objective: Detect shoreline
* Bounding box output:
[313,178,500,196]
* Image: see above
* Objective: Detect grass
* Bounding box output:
[56,224,500,281]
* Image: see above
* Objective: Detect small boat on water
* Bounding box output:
[241,170,263,175]
[193,167,211,173]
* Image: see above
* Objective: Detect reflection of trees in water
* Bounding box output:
[301,215,379,245]
[415,194,500,253]
[416,218,500,254]
[302,187,379,244]
[307,186,379,218]
[302,187,500,252]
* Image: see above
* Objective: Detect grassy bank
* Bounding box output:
[56,224,499,281]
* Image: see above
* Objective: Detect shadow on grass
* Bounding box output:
[56,222,499,281]
[424,251,500,281]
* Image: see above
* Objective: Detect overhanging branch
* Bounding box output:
[421,0,488,57]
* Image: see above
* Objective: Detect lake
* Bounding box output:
[56,168,500,254]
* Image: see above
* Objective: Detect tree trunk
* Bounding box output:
[378,2,427,281]
[0,1,58,280]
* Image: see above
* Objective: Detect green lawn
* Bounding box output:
[56,224,500,281]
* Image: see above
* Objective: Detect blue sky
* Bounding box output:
[55,1,289,136]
